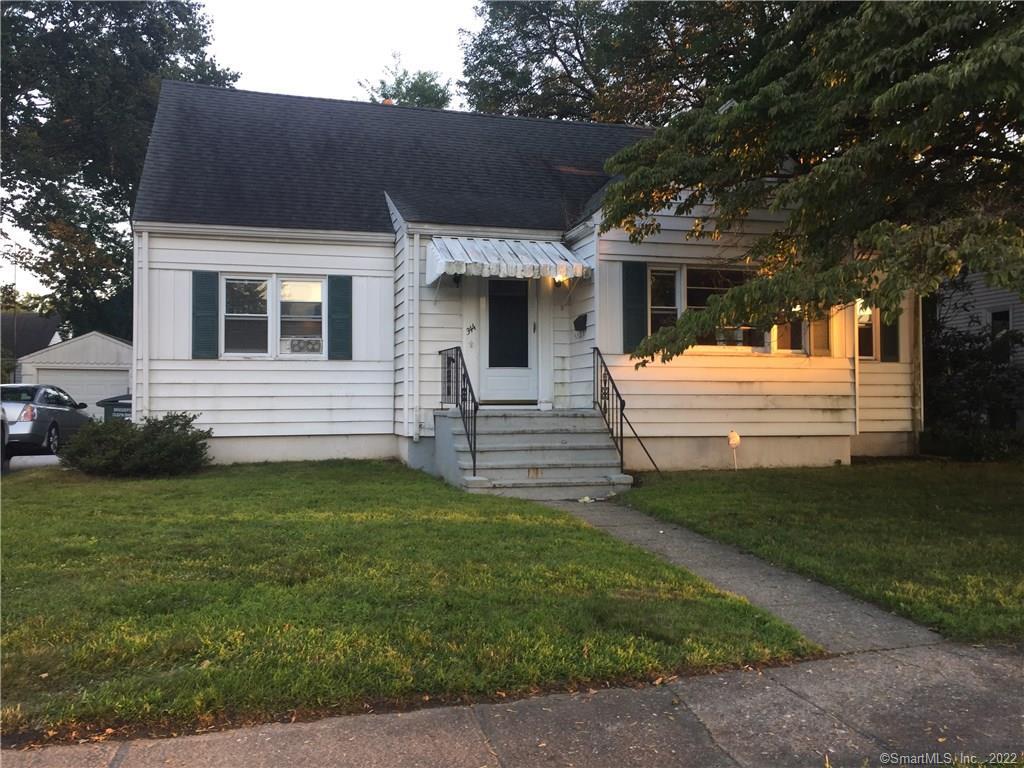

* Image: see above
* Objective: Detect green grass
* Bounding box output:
[624,460,1024,643]
[0,460,815,740]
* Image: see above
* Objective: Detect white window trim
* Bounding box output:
[638,263,837,357]
[219,273,328,360]
[647,265,682,336]
[278,276,328,360]
[221,275,272,359]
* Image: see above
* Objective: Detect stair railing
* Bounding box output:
[592,347,660,474]
[439,346,479,475]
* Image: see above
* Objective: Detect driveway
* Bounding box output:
[3,454,59,473]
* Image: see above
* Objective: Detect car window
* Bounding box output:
[1,386,37,403]
[53,388,76,406]
[40,388,65,406]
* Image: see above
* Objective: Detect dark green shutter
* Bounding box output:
[328,275,352,360]
[880,316,900,362]
[192,271,219,359]
[622,261,648,353]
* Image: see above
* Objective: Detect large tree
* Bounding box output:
[460,1,784,124]
[1,1,237,338]
[360,53,452,109]
[602,1,1024,363]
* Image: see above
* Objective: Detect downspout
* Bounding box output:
[141,230,150,418]
[911,295,924,448]
[403,231,412,438]
[853,303,860,436]
[131,233,140,421]
[412,232,422,441]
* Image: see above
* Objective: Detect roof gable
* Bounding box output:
[0,312,60,358]
[134,82,649,234]
[17,331,132,364]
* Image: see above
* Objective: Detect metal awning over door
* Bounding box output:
[425,236,591,285]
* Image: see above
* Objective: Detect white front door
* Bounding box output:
[480,278,538,403]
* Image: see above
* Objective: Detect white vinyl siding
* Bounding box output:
[594,207,867,442]
[857,294,917,433]
[560,224,598,409]
[139,233,394,438]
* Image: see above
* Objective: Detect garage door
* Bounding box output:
[35,368,130,420]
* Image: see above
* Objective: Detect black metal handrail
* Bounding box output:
[439,346,480,475]
[593,347,660,474]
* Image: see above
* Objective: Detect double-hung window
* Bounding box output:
[856,300,900,362]
[221,276,326,357]
[685,268,762,347]
[649,269,680,333]
[279,279,324,356]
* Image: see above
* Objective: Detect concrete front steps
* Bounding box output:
[434,409,633,500]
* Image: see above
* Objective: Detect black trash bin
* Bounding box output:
[95,394,133,422]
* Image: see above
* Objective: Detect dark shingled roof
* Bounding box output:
[134,81,650,234]
[1,312,60,359]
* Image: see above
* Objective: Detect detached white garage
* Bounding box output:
[17,332,132,419]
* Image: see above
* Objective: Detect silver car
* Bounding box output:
[1,384,91,455]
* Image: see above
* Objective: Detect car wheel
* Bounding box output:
[46,423,60,455]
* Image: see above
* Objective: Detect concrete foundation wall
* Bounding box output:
[397,434,439,476]
[208,434,398,465]
[850,432,916,457]
[626,435,851,472]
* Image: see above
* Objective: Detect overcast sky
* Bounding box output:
[2,0,481,294]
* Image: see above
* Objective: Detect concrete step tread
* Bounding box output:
[477,411,600,419]
[459,459,622,471]
[454,426,609,436]
[482,477,631,489]
[453,441,618,452]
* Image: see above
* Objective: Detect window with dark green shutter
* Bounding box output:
[327,275,352,360]
[192,271,219,359]
[621,261,648,353]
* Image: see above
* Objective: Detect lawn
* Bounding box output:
[625,460,1024,643]
[0,460,815,742]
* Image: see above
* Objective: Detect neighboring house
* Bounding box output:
[937,271,1024,428]
[17,331,132,419]
[1,311,61,382]
[938,272,1023,356]
[131,82,923,496]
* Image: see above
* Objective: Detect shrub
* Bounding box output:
[919,427,1024,462]
[60,412,212,477]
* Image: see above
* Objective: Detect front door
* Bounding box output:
[480,279,538,403]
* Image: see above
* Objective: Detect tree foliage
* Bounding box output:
[1,1,237,338]
[601,1,1024,363]
[460,1,784,124]
[360,53,452,109]
[924,276,1024,433]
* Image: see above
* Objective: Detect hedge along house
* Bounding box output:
[132,82,923,498]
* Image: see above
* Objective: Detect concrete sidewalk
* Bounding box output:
[7,502,1021,768]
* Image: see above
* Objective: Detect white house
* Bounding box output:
[131,82,923,498]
